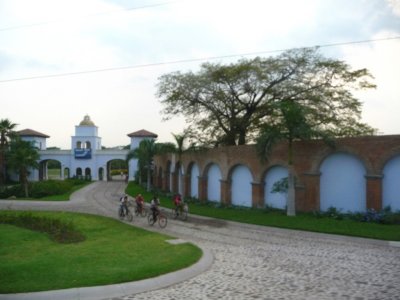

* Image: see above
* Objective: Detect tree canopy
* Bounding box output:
[7,138,40,197]
[0,118,18,185]
[157,48,376,147]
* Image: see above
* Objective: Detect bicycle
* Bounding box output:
[118,204,133,222]
[171,202,189,221]
[134,204,147,217]
[147,210,168,228]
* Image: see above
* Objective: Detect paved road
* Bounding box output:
[1,181,399,300]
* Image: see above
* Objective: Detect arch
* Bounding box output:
[76,141,82,149]
[311,145,374,175]
[189,163,200,198]
[76,167,82,178]
[383,155,400,211]
[107,159,128,181]
[63,167,70,179]
[320,153,366,212]
[98,167,104,181]
[39,159,62,180]
[85,167,91,180]
[206,163,222,202]
[264,165,289,209]
[85,141,91,149]
[230,164,253,207]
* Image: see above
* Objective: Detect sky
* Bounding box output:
[0,0,399,149]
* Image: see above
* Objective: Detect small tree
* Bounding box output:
[126,139,175,191]
[7,138,39,197]
[256,99,374,216]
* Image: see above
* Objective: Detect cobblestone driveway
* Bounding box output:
[1,181,399,300]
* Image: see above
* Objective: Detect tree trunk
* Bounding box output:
[286,166,296,216]
[146,165,151,192]
[0,151,5,186]
[286,139,296,216]
[20,169,29,198]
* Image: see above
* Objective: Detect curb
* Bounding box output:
[0,244,213,300]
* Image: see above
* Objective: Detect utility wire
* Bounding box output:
[0,0,180,32]
[0,36,399,84]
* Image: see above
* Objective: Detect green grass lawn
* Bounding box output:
[126,183,400,241]
[0,211,202,293]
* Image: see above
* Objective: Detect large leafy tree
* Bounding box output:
[157,48,375,146]
[0,119,18,185]
[7,138,40,197]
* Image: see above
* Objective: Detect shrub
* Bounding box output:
[0,212,85,243]
[29,180,73,198]
[0,184,25,198]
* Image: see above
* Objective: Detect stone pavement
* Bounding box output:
[1,181,400,300]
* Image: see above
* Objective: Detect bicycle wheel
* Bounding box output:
[171,207,179,219]
[118,207,124,220]
[126,211,133,222]
[181,204,188,221]
[140,207,147,217]
[158,214,167,228]
[147,214,155,226]
[134,206,140,216]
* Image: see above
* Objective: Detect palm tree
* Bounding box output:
[7,138,40,197]
[0,119,18,186]
[126,139,157,191]
[127,139,177,191]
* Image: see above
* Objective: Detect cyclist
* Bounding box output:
[173,193,182,215]
[120,195,129,216]
[150,195,160,223]
[135,193,145,214]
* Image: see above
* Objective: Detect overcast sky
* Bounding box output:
[1,0,399,149]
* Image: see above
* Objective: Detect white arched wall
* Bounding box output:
[320,153,366,212]
[383,155,400,211]
[190,164,200,198]
[231,165,253,207]
[264,166,289,209]
[207,164,222,202]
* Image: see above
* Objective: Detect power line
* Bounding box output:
[0,36,399,84]
[0,1,181,32]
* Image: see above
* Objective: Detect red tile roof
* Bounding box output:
[127,129,158,138]
[17,129,50,138]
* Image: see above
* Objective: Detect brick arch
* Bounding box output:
[310,145,373,175]
[227,163,255,182]
[376,146,400,173]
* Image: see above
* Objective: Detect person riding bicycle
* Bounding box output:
[173,193,183,215]
[135,194,145,214]
[150,196,160,222]
[120,195,129,216]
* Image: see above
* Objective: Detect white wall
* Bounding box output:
[207,164,222,202]
[383,155,400,211]
[264,166,288,209]
[320,153,366,212]
[231,165,253,207]
[190,163,199,198]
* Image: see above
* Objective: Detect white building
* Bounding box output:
[17,115,157,182]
